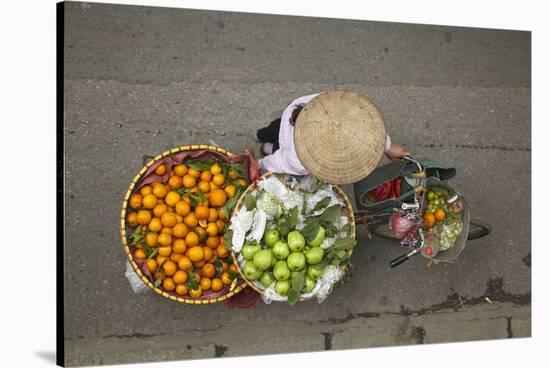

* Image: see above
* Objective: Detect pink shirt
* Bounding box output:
[258,93,392,176]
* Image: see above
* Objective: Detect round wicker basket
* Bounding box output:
[120,144,246,304]
[230,172,356,300]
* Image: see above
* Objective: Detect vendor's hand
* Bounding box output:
[386,143,411,161]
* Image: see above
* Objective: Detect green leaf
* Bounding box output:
[188,190,205,209]
[287,206,299,230]
[287,289,300,305]
[313,196,331,212]
[142,243,153,258]
[291,271,305,292]
[174,187,190,196]
[319,205,341,223]
[185,271,199,290]
[148,247,160,260]
[244,194,257,211]
[228,163,247,179]
[227,269,238,279]
[185,159,214,171]
[214,260,224,278]
[154,277,162,288]
[221,160,229,179]
[224,230,233,249]
[199,230,208,243]
[301,194,308,215]
[332,237,357,251]
[340,223,352,234]
[301,218,321,243]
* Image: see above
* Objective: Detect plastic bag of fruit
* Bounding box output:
[122,146,261,303]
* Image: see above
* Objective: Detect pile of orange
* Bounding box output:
[126,161,248,298]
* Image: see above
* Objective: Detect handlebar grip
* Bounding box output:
[390,253,410,268]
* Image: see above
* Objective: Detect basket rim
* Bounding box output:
[230,172,357,301]
[120,144,247,304]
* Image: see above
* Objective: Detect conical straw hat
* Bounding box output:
[293,90,387,184]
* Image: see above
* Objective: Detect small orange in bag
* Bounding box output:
[423,213,436,228]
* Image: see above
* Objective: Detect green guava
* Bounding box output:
[263,228,280,247]
[243,261,262,281]
[287,252,306,271]
[306,247,324,265]
[287,230,305,252]
[273,260,291,281]
[308,226,326,247]
[307,263,325,280]
[275,280,291,296]
[242,243,261,261]
[252,249,273,271]
[272,240,290,260]
[260,272,274,287]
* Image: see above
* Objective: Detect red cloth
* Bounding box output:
[223,287,261,309]
[370,178,402,202]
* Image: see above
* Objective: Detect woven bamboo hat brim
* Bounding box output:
[293,90,387,184]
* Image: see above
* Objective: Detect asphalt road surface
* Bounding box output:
[62,2,531,366]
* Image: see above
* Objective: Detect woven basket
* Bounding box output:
[120,144,246,304]
[230,172,356,300]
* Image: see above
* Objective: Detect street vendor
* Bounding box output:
[256,90,410,184]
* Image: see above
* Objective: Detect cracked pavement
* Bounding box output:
[61,2,531,366]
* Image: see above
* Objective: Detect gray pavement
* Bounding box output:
[62,2,531,366]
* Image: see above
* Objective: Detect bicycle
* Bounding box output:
[352,156,491,268]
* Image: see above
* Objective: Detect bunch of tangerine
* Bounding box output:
[126,161,247,299]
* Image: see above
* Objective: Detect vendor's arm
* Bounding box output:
[384,134,410,160]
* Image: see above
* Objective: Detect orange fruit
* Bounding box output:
[187,246,204,262]
[156,255,168,266]
[145,232,159,247]
[129,193,143,209]
[187,168,201,178]
[161,227,173,236]
[211,278,223,291]
[127,212,138,227]
[178,256,193,271]
[229,264,238,273]
[140,185,153,196]
[161,212,177,228]
[193,272,202,282]
[222,262,229,271]
[170,253,183,262]
[173,164,188,176]
[189,286,203,298]
[207,208,219,222]
[237,178,247,187]
[173,270,188,284]
[175,201,191,216]
[153,203,168,218]
[206,236,220,249]
[210,163,222,175]
[142,194,158,209]
[183,175,196,189]
[216,244,228,258]
[147,217,161,232]
[203,247,213,262]
[194,260,206,268]
[158,233,172,247]
[209,189,227,207]
[183,213,198,228]
[175,214,183,223]
[165,191,181,207]
[162,261,177,276]
[146,259,157,273]
[136,210,152,225]
[195,226,206,238]
[168,175,183,189]
[134,249,146,260]
[172,238,187,254]
[198,181,210,193]
[185,231,199,247]
[158,246,172,257]
[202,263,216,278]
[175,284,188,296]
[206,222,219,237]
[154,164,167,176]
[152,183,167,198]
[200,171,213,182]
[423,213,436,228]
[209,182,219,191]
[216,219,225,232]
[200,278,212,291]
[224,184,236,198]
[221,272,233,285]
[434,209,446,222]
[162,277,176,291]
[212,173,225,186]
[228,169,238,180]
[172,223,188,239]
[195,205,210,220]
